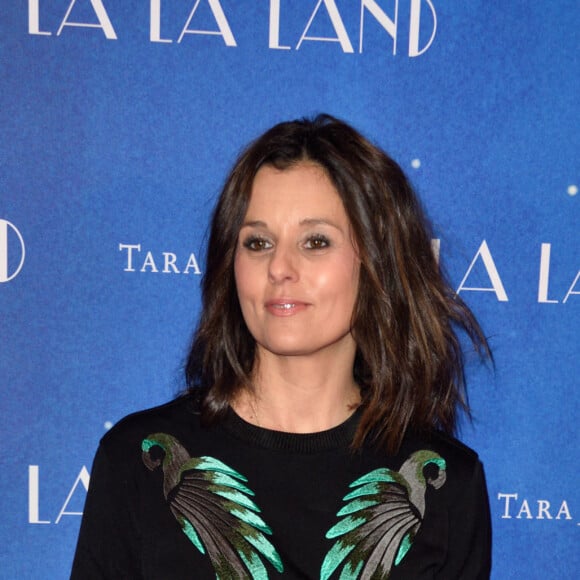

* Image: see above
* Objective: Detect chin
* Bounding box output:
[257,338,319,357]
[258,337,352,359]
[263,345,315,357]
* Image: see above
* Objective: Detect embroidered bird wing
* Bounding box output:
[321,452,446,580]
[320,468,420,580]
[142,434,283,579]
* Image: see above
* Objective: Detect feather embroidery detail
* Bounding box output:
[142,433,284,579]
[320,450,447,580]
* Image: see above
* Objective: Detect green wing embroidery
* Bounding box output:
[142,433,284,579]
[320,450,447,579]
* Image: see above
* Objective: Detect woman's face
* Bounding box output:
[234,163,360,361]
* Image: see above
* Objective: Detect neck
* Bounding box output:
[234,346,360,433]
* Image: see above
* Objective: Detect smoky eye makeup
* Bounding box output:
[241,234,273,251]
[239,230,337,252]
[303,233,331,249]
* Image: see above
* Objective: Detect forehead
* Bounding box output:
[246,163,348,223]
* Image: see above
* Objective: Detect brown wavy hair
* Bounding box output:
[185,114,489,452]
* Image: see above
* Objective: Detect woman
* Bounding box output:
[72,115,492,579]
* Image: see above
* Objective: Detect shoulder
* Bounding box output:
[399,429,485,490]
[98,393,203,461]
[403,429,480,462]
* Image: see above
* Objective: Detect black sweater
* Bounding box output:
[71,395,491,579]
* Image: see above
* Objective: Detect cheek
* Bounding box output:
[234,253,257,302]
[316,258,360,305]
[233,253,245,295]
[335,254,360,288]
[340,260,361,311]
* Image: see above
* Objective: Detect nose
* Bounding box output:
[268,243,299,284]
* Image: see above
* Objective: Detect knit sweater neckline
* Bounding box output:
[222,406,361,453]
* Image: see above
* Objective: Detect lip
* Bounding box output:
[265,298,309,316]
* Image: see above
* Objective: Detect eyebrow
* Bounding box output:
[299,218,342,230]
[240,220,267,228]
[240,218,343,230]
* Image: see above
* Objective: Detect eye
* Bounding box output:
[242,235,273,251]
[304,234,330,250]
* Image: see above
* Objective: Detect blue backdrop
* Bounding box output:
[1,1,578,578]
